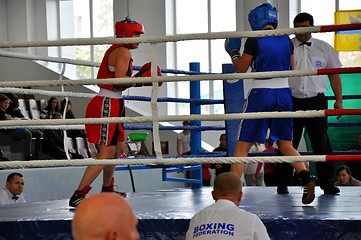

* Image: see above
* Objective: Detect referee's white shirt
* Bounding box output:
[289,37,342,99]
[0,188,26,205]
[186,199,270,240]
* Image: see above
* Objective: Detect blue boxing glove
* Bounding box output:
[224,38,242,60]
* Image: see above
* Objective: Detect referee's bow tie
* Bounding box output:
[12,195,19,200]
[299,42,312,46]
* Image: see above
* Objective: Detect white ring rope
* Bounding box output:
[0,87,95,99]
[0,156,328,169]
[0,70,319,88]
[0,25,351,48]
[0,50,99,67]
[0,111,326,128]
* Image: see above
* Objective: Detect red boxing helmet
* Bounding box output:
[115,17,144,38]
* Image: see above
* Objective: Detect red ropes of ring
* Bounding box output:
[324,109,361,116]
[317,67,361,75]
[320,23,361,32]
[326,155,361,162]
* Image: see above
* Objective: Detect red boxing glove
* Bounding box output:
[134,62,163,86]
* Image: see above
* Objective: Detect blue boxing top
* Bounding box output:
[244,35,293,74]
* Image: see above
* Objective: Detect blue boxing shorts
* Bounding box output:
[238,87,293,143]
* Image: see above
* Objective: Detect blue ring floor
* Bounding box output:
[0,186,360,239]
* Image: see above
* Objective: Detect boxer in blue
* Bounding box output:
[224,3,315,204]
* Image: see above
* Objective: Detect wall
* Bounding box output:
[0,166,186,203]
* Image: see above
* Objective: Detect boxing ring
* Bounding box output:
[0,23,361,239]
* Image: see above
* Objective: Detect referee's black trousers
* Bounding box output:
[292,93,335,189]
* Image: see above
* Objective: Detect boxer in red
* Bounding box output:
[69,17,162,207]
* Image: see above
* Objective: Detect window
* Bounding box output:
[46,0,113,79]
[300,0,361,67]
[174,0,236,115]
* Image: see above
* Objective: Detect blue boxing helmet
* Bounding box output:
[248,3,278,30]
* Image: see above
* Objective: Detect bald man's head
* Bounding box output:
[212,172,243,204]
[72,193,139,240]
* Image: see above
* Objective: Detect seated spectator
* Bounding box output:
[59,99,87,140]
[211,133,230,176]
[3,93,42,157]
[335,165,361,186]
[40,97,59,119]
[42,112,84,160]
[0,94,35,160]
[186,172,270,239]
[258,138,278,186]
[3,93,25,119]
[72,193,139,240]
[0,172,26,205]
[244,143,265,186]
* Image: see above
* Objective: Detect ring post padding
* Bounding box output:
[190,62,202,188]
[222,63,244,157]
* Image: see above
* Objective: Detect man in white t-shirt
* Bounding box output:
[0,172,26,205]
[186,172,270,240]
[177,120,191,155]
[284,12,342,195]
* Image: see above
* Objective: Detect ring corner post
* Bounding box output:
[190,62,202,188]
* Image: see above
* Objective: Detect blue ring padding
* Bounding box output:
[124,125,225,131]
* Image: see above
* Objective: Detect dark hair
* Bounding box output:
[46,97,59,112]
[336,165,351,176]
[293,12,314,26]
[182,120,190,126]
[60,99,72,111]
[6,172,23,183]
[0,94,10,103]
[219,133,226,140]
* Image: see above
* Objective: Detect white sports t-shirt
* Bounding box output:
[186,200,270,240]
[177,132,191,153]
[289,37,342,99]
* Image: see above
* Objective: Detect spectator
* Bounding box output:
[347,132,361,180]
[59,99,87,140]
[3,93,25,119]
[177,120,191,155]
[40,97,59,119]
[335,165,361,186]
[286,12,342,195]
[72,193,139,240]
[0,94,34,160]
[258,138,278,186]
[0,172,26,205]
[244,143,265,186]
[42,112,84,160]
[202,163,212,186]
[186,172,270,240]
[2,93,42,157]
[211,133,230,176]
